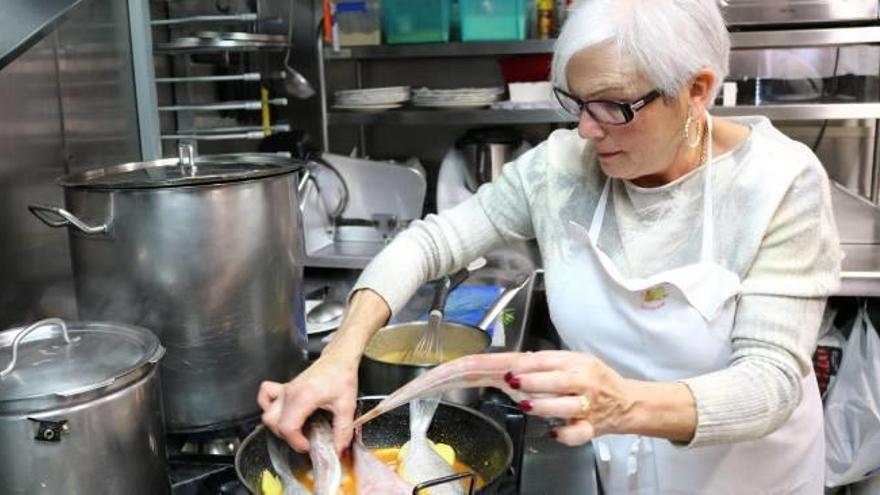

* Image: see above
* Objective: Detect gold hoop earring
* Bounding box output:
[683,114,702,149]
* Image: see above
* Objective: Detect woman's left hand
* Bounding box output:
[504,350,635,446]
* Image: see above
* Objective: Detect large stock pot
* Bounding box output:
[28,149,309,432]
[0,319,169,494]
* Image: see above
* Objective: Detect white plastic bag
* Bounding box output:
[824,305,880,487]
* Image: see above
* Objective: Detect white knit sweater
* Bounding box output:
[353,116,843,447]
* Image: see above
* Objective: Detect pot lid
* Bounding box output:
[0,319,163,410]
[58,151,302,190]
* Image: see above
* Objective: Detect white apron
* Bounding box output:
[544,115,824,494]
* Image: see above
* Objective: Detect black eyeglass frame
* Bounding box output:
[552,87,663,125]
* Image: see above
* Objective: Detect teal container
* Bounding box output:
[460,0,526,41]
[383,0,452,44]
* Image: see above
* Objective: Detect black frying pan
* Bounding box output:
[235,397,513,494]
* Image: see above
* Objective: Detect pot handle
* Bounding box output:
[28,204,108,235]
[0,318,71,378]
[148,345,166,364]
[297,159,350,218]
[477,273,532,331]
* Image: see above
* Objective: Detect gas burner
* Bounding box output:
[179,437,241,456]
[167,420,258,457]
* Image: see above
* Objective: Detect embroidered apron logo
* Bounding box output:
[641,285,668,310]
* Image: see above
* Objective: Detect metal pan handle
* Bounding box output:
[28,204,108,235]
[412,470,477,495]
[477,273,532,331]
[0,318,71,378]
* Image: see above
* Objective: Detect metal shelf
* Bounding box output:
[730,26,880,49]
[327,103,880,126]
[322,27,880,61]
[328,108,571,126]
[715,103,880,120]
[324,39,555,60]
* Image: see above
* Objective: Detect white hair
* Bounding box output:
[551,0,730,102]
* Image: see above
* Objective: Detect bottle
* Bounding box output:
[554,0,568,30]
[537,0,554,39]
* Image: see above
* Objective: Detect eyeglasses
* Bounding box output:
[552,87,662,125]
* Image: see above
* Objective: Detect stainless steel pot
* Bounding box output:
[456,127,522,193]
[0,319,168,494]
[28,147,309,432]
[360,273,531,405]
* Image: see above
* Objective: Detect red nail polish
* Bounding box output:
[504,371,514,383]
[549,430,558,439]
[509,377,521,389]
[518,400,532,412]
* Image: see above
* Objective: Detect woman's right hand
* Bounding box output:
[258,353,359,454]
[258,288,392,454]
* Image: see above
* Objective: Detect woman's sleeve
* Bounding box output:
[679,154,843,447]
[350,145,543,316]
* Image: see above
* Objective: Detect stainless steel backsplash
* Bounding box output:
[0,0,141,328]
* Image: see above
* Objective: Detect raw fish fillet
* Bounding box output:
[398,397,463,495]
[306,413,343,495]
[352,353,532,428]
[353,432,414,495]
[265,434,309,495]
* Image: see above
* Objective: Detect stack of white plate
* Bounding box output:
[333,86,411,111]
[412,87,505,108]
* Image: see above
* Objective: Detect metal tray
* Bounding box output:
[196,31,287,44]
[156,36,288,53]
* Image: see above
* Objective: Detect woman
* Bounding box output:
[259,0,842,492]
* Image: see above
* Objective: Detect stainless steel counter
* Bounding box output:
[832,183,880,296]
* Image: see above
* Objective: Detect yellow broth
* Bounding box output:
[291,446,485,494]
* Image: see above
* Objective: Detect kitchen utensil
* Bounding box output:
[456,128,523,192]
[155,72,277,83]
[236,397,513,494]
[28,145,309,433]
[401,267,470,365]
[196,31,289,44]
[156,36,288,53]
[359,272,531,405]
[307,298,346,325]
[282,0,316,99]
[151,13,259,26]
[158,98,288,112]
[162,124,291,142]
[0,318,168,494]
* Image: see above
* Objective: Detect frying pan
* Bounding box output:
[235,397,513,494]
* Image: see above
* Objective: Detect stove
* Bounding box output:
[167,395,526,495]
[168,422,257,495]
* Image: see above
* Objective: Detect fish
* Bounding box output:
[265,433,309,495]
[352,353,533,428]
[353,431,414,495]
[305,413,343,495]
[398,396,463,495]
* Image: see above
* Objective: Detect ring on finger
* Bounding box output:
[575,395,591,419]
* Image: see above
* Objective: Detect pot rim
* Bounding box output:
[0,321,164,414]
[235,396,514,494]
[57,153,303,190]
[362,321,491,369]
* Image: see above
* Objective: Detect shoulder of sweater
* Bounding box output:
[720,117,828,206]
[732,117,824,183]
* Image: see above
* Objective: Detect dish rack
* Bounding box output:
[150,1,301,154]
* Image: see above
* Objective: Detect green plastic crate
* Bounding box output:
[460,0,526,41]
[383,0,452,44]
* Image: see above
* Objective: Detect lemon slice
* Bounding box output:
[260,469,283,495]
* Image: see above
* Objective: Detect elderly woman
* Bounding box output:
[260,0,842,492]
